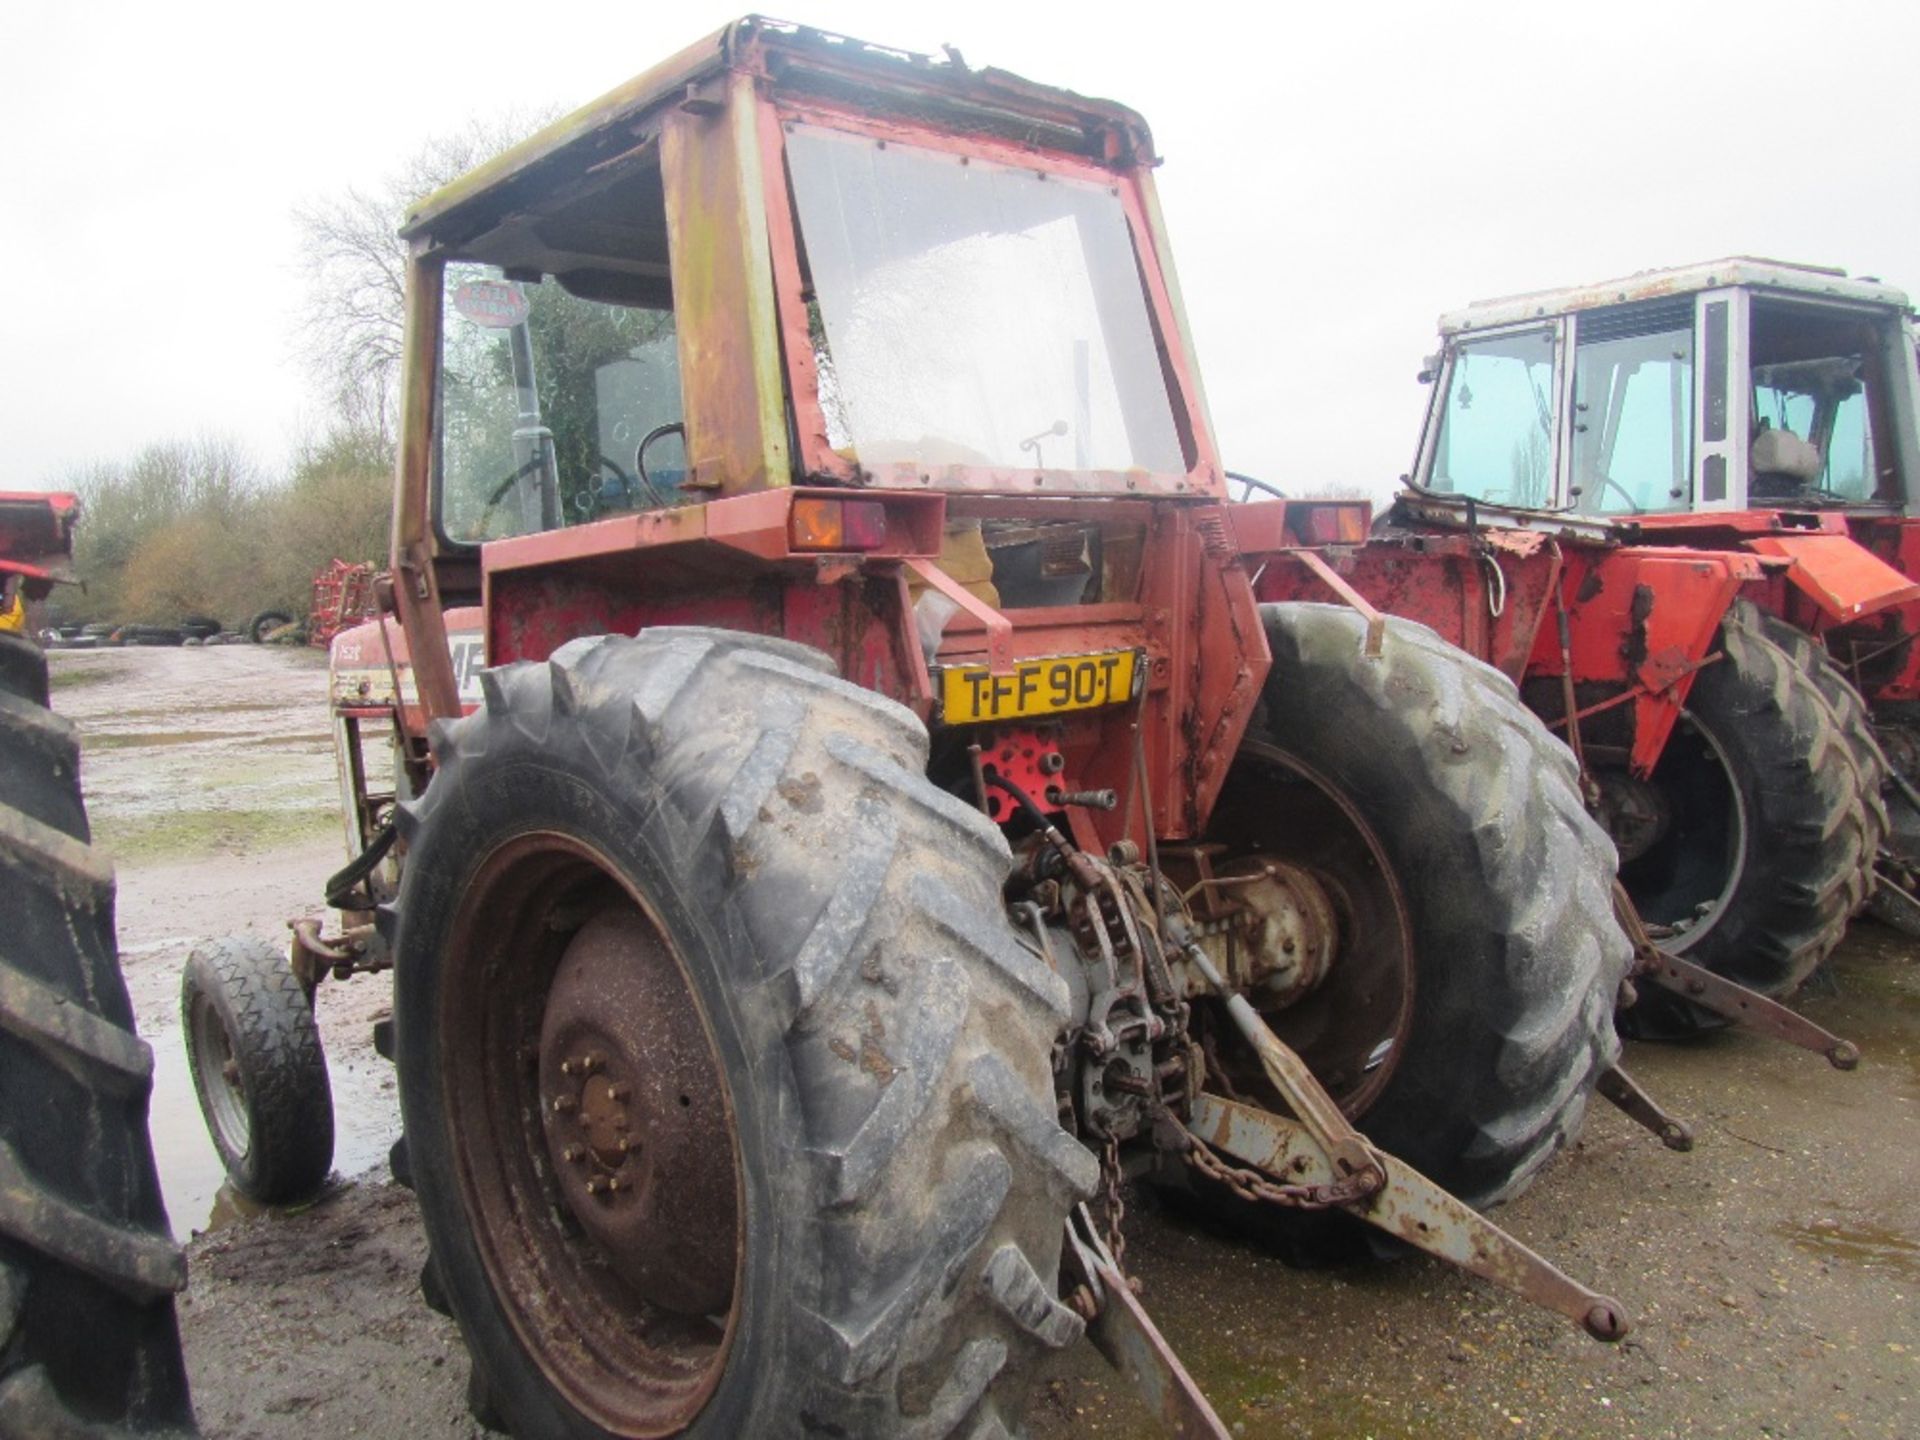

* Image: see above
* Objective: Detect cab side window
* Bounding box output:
[1570,305,1693,516]
[436,158,688,544]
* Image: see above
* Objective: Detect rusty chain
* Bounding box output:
[1176,1116,1381,1210]
[1098,1132,1128,1274]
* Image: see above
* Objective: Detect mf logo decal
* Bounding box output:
[449,631,486,704]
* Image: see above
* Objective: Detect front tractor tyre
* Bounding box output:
[181,937,335,1205]
[391,628,1096,1440]
[1188,603,1628,1238]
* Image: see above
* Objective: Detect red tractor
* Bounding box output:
[0,491,79,637]
[0,491,197,1433]
[181,20,1650,1435]
[1254,258,1917,1042]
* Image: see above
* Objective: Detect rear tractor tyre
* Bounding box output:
[1753,612,1886,913]
[181,937,335,1205]
[1177,603,1627,1247]
[0,630,196,1434]
[392,627,1096,1439]
[1615,601,1865,1039]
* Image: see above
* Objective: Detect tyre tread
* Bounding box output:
[1254,603,1627,1208]
[0,637,194,1432]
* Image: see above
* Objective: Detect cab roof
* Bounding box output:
[1439,257,1913,336]
[401,15,1156,252]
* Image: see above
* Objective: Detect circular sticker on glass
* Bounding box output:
[453,279,530,328]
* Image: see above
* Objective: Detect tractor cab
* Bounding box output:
[1390,260,1920,703]
[1407,258,1920,522]
[394,19,1214,607]
[384,16,1247,851]
[424,108,1197,544]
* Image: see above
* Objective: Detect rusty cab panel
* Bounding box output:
[386,18,1266,851]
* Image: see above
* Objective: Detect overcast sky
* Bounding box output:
[4,0,1915,503]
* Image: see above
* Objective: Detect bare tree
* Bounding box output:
[1507,424,1550,507]
[293,110,558,438]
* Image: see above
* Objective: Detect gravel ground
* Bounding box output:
[50,645,1920,1438]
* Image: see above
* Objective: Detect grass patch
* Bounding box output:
[48,661,130,691]
[95,805,338,865]
[87,730,256,751]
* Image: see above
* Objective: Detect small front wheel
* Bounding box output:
[181,937,334,1204]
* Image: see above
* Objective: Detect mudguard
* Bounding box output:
[1537,548,1763,776]
[1745,533,1920,625]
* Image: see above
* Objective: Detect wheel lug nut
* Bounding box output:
[584,1176,607,1195]
[582,1052,604,1074]
[608,1082,631,1103]
[560,1059,576,1076]
[552,1095,578,1114]
[562,1144,586,1164]
[617,1135,638,1155]
[606,1175,624,1193]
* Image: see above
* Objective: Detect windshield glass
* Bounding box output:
[783,123,1186,478]
[437,263,685,543]
[1427,328,1557,507]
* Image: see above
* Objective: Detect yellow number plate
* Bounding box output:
[940,650,1140,725]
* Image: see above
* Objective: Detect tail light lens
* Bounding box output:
[1295,503,1370,545]
[790,497,889,552]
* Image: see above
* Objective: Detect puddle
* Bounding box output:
[145,1016,402,1240]
[1778,1219,1920,1281]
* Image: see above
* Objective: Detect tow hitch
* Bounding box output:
[1071,921,1631,1433]
[1173,929,1630,1342]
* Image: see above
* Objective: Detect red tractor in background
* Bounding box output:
[1254,258,1920,1040]
[179,19,1652,1437]
[0,491,80,636]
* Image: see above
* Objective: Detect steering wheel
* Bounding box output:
[573,455,644,521]
[1594,475,1643,515]
[473,454,551,536]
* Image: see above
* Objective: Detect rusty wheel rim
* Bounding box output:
[1616,711,1745,952]
[442,833,743,1437]
[1202,741,1417,1120]
[188,987,250,1160]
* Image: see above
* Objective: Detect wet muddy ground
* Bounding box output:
[50,646,1920,1438]
[51,644,400,1237]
